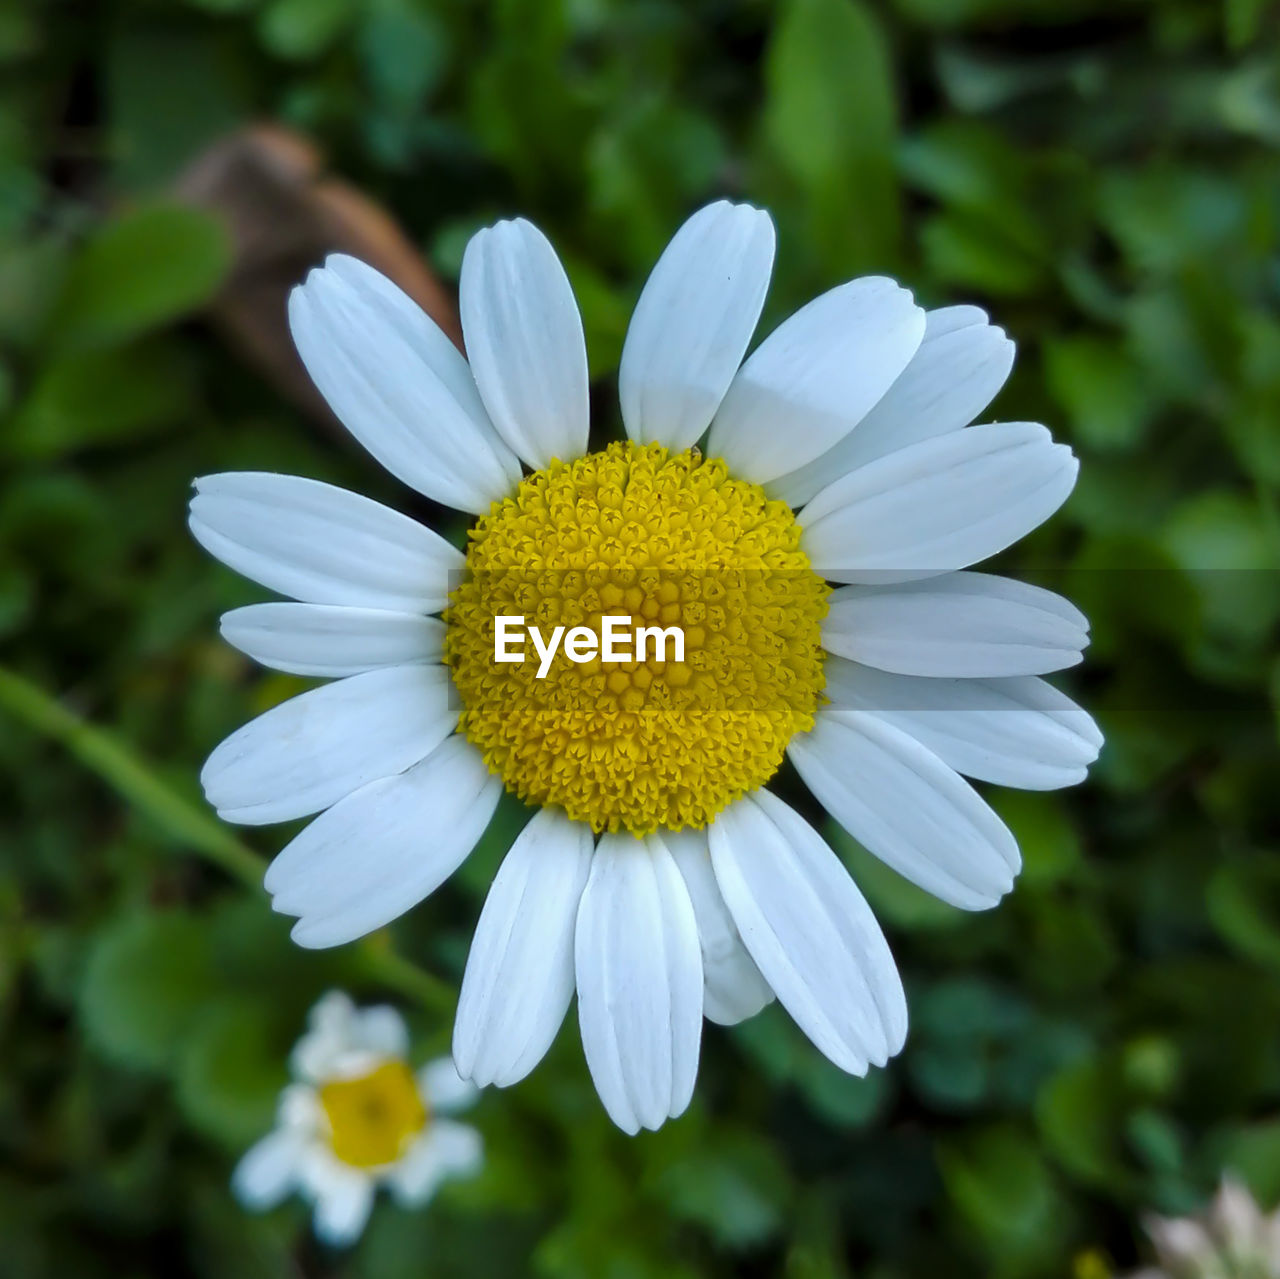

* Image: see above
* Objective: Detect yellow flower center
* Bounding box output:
[445,441,828,834]
[318,1060,427,1168]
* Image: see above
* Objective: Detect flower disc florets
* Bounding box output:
[445,442,828,833]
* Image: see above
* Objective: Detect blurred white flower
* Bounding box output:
[1128,1176,1280,1279]
[233,991,482,1246]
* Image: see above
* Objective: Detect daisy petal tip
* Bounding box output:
[288,914,355,951]
[296,267,328,300]
[320,251,363,275]
[725,196,775,229]
[448,1033,476,1082]
[261,855,286,897]
[968,867,1018,912]
[268,896,297,926]
[691,198,775,252]
[286,917,324,948]
[824,1042,871,1077]
[887,1015,909,1059]
[285,283,308,326]
[667,1087,695,1123]
[449,1030,501,1093]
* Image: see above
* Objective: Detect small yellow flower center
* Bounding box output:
[445,442,828,834]
[318,1060,427,1168]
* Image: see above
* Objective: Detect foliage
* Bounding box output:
[1,0,1278,1275]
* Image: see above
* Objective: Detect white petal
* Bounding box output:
[309,990,358,1037]
[823,657,1102,789]
[800,422,1078,584]
[665,827,773,1027]
[278,1082,323,1129]
[707,278,925,483]
[232,1129,304,1210]
[309,1163,375,1247]
[417,1057,478,1114]
[265,736,501,948]
[459,219,589,469]
[386,1120,483,1205]
[351,1005,410,1059]
[453,810,593,1088]
[289,255,521,513]
[923,304,990,338]
[201,664,454,825]
[292,993,361,1081]
[190,472,462,612]
[708,791,906,1073]
[822,572,1090,678]
[788,711,1020,910]
[574,833,703,1134]
[619,201,775,451]
[768,306,1015,506]
[220,603,443,678]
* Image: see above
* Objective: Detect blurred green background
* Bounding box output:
[3,0,1280,1275]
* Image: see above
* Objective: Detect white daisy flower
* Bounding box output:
[192,201,1101,1134]
[232,991,482,1246]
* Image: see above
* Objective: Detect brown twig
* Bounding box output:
[175,123,462,425]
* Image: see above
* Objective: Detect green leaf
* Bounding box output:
[910,979,1027,1111]
[1099,168,1245,275]
[0,557,33,639]
[79,910,219,1074]
[889,0,1035,26]
[1043,335,1151,453]
[939,1124,1067,1263]
[1068,534,1200,658]
[0,3,39,61]
[652,1130,791,1248]
[1035,1056,1128,1189]
[899,121,1043,256]
[49,205,231,350]
[0,235,68,349]
[106,28,250,190]
[562,253,629,381]
[259,0,356,61]
[176,997,290,1150]
[763,0,899,276]
[587,100,727,267]
[8,339,193,458]
[207,896,351,1005]
[186,0,258,12]
[1162,491,1280,650]
[1207,858,1280,971]
[798,1056,891,1128]
[991,792,1083,889]
[358,1,449,111]
[922,210,1047,297]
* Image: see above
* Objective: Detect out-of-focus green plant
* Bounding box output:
[1,0,1278,1276]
